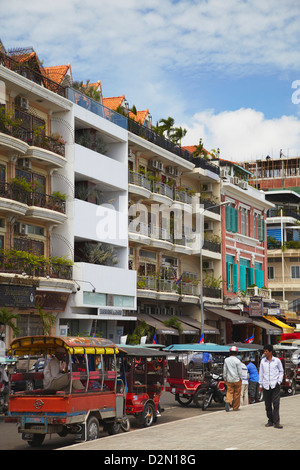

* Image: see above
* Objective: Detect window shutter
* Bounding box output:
[240,265,247,293]
[248,267,254,286]
[233,263,238,292]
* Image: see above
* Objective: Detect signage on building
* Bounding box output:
[35,291,69,311]
[0,285,36,308]
[98,309,125,316]
[249,297,263,317]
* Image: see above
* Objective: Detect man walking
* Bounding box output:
[223,346,243,411]
[259,344,284,429]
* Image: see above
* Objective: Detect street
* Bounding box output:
[0,390,224,450]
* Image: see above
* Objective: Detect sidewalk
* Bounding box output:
[61,394,300,451]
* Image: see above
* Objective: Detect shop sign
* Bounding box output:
[249,297,263,317]
[0,285,36,308]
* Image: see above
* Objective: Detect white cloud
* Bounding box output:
[181,108,300,162]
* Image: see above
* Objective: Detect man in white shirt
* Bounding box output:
[259,344,284,429]
[223,346,243,411]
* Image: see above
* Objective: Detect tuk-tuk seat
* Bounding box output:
[168,360,187,379]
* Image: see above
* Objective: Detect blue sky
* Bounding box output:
[1,0,300,161]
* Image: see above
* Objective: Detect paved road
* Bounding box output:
[61,394,300,451]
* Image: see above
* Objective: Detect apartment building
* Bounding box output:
[244,155,300,333]
[0,45,74,346]
[215,159,278,344]
[101,99,223,343]
[0,44,137,346]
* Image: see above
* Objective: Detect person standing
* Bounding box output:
[241,359,249,406]
[259,344,284,429]
[223,346,243,411]
[245,357,260,404]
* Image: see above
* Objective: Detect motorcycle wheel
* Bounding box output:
[202,393,213,411]
[193,388,206,408]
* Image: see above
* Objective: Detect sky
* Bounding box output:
[1,0,300,161]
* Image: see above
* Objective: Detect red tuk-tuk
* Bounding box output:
[6,336,127,446]
[274,345,299,395]
[165,343,259,408]
[118,345,167,427]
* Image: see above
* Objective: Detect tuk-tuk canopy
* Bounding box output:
[164,343,259,353]
[9,336,119,356]
[117,345,168,358]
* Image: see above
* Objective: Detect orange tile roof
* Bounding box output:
[129,109,149,125]
[103,95,126,110]
[43,64,72,84]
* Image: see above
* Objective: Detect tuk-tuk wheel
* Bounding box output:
[86,416,100,440]
[139,402,155,427]
[175,393,193,407]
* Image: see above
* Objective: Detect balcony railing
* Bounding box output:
[0,183,66,213]
[129,171,194,204]
[0,124,65,157]
[66,88,128,129]
[0,253,72,280]
[0,51,66,97]
[137,275,199,296]
[203,239,221,253]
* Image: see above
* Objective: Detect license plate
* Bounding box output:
[22,433,34,441]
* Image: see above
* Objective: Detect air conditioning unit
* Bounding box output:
[18,158,31,170]
[149,160,159,169]
[203,261,214,270]
[202,183,212,192]
[15,96,29,110]
[220,168,229,178]
[233,177,240,185]
[204,221,214,231]
[239,181,248,190]
[15,223,28,235]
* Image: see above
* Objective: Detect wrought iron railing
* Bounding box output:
[0,183,66,213]
[0,253,72,280]
[0,51,66,97]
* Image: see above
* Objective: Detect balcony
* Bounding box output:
[0,51,66,97]
[0,183,66,222]
[0,250,72,280]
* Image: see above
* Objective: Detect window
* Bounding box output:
[291,266,300,279]
[226,255,238,292]
[226,205,238,233]
[240,208,249,236]
[268,266,275,280]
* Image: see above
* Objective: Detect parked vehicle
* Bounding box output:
[274,345,300,395]
[202,372,226,410]
[165,343,258,408]
[6,336,127,446]
[118,345,167,427]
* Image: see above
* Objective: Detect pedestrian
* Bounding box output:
[259,344,284,429]
[241,359,249,406]
[245,356,260,404]
[223,346,243,411]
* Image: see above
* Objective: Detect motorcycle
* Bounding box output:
[202,372,227,410]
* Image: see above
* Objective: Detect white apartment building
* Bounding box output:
[0,45,136,347]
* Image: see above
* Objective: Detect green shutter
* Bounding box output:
[248,267,254,286]
[255,270,264,288]
[240,265,247,293]
[226,262,230,290]
[226,206,231,231]
[233,263,238,292]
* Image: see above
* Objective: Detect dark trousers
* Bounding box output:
[263,383,281,425]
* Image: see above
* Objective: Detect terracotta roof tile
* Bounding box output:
[129,109,149,125]
[103,95,126,110]
[43,64,72,84]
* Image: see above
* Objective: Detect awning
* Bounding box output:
[150,314,198,335]
[252,318,281,336]
[138,314,178,336]
[263,316,294,334]
[180,315,220,335]
[205,308,253,325]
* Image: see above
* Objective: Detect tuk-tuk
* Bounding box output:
[164,343,258,408]
[118,345,167,427]
[6,336,127,446]
[274,345,300,395]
